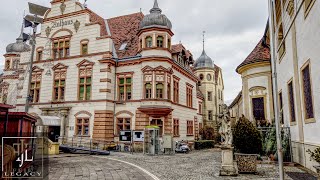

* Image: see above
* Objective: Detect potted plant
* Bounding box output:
[233,116,262,173]
[307,147,320,176]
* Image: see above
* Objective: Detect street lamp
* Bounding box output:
[24,2,49,113]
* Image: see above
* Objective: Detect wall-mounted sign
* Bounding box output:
[51,19,74,29]
[119,130,132,142]
[133,131,144,142]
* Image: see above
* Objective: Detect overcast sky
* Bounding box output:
[0,0,269,103]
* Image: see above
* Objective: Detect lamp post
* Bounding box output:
[24,3,49,113]
[268,0,284,179]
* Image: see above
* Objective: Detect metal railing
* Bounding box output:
[257,127,292,162]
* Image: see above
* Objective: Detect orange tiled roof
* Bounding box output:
[171,44,193,58]
[236,38,270,73]
[107,12,144,59]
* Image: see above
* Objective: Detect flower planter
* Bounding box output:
[235,153,258,173]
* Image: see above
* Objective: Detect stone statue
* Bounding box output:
[218,104,232,147]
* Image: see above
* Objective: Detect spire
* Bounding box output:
[150,0,162,14]
[16,19,24,43]
[202,31,206,52]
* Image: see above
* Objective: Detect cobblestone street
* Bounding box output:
[47,149,318,180]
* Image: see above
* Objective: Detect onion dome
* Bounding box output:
[139,0,172,30]
[6,25,30,54]
[194,50,214,69]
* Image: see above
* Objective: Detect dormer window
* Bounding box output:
[146,36,152,48]
[119,43,127,51]
[157,36,164,47]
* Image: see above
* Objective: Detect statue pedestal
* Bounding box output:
[219,146,238,176]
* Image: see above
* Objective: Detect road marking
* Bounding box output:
[94,156,160,180]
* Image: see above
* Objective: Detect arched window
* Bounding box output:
[156,83,164,98]
[145,36,152,48]
[157,36,164,47]
[199,74,204,81]
[5,60,10,70]
[145,83,152,99]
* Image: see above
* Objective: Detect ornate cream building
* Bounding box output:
[230,0,320,173]
[0,0,224,143]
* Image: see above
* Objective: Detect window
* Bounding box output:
[117,118,131,135]
[199,123,203,130]
[53,70,66,101]
[118,77,132,101]
[167,79,171,100]
[30,70,42,103]
[53,39,70,59]
[146,36,152,48]
[12,60,19,69]
[275,0,282,25]
[302,64,314,120]
[157,36,164,47]
[252,97,265,121]
[186,85,193,108]
[168,38,171,49]
[173,79,179,103]
[287,81,296,122]
[5,60,10,70]
[279,91,284,124]
[187,121,193,136]
[304,0,315,15]
[1,86,8,104]
[278,24,285,59]
[140,39,143,49]
[36,50,43,61]
[150,119,163,136]
[78,67,92,100]
[81,42,88,55]
[199,102,202,114]
[208,92,212,101]
[218,89,221,100]
[208,110,212,121]
[156,83,164,99]
[173,119,179,136]
[145,83,152,99]
[207,74,212,81]
[76,118,89,136]
[119,43,127,51]
[199,74,204,81]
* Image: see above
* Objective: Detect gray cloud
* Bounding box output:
[0,0,268,102]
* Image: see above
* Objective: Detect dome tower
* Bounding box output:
[138,0,174,58]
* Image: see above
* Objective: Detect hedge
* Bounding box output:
[194,140,215,150]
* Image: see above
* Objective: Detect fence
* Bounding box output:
[257,127,292,162]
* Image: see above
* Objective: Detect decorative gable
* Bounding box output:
[32,66,44,72]
[77,59,95,67]
[52,63,68,70]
